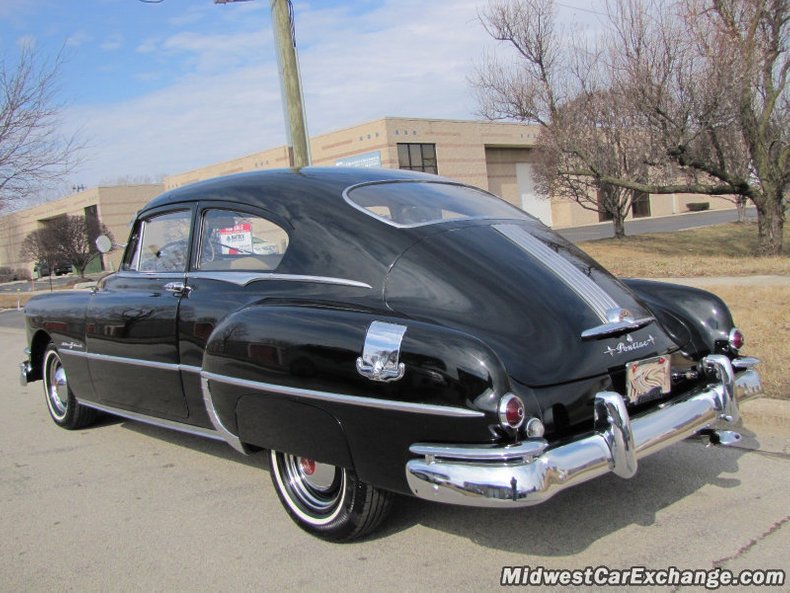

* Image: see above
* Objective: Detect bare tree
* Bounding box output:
[473,0,656,239]
[0,44,81,210]
[20,215,112,279]
[19,227,60,279]
[473,0,788,255]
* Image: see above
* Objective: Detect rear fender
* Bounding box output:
[200,304,513,473]
[624,279,735,356]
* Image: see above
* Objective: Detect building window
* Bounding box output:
[397,143,437,174]
[631,190,651,218]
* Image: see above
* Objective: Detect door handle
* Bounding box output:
[163,282,192,297]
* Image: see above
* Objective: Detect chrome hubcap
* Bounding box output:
[46,352,68,418]
[283,454,343,513]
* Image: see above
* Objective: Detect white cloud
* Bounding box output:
[99,33,123,51]
[66,0,501,187]
[66,30,91,48]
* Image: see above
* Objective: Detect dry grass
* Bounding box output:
[702,285,790,400]
[0,291,33,309]
[578,224,788,398]
[580,223,789,277]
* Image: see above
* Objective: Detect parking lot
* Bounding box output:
[1,309,788,592]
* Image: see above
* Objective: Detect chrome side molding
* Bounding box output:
[78,399,224,442]
[356,321,407,382]
[200,376,247,455]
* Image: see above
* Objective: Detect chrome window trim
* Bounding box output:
[201,370,485,418]
[125,208,193,274]
[186,271,372,289]
[77,399,224,442]
[111,270,369,289]
[115,271,186,280]
[494,224,620,323]
[342,179,530,229]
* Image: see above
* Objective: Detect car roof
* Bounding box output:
[143,167,440,213]
[139,168,446,288]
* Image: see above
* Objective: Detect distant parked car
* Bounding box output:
[19,168,762,541]
[34,261,72,277]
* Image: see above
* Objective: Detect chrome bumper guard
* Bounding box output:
[19,348,33,387]
[405,355,762,508]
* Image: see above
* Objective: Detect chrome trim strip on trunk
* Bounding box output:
[405,357,762,507]
[77,399,224,442]
[201,370,485,418]
[494,224,619,322]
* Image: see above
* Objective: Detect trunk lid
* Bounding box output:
[385,220,680,387]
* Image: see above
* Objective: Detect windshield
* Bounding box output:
[344,180,531,228]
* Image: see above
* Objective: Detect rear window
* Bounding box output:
[344,180,529,228]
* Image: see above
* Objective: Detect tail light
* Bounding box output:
[498,393,525,429]
[729,328,744,351]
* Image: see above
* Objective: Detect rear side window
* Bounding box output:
[344,180,529,228]
[198,209,289,271]
[123,210,192,273]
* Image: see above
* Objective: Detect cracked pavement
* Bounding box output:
[1,318,788,592]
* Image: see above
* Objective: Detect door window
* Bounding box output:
[198,209,289,271]
[123,210,192,273]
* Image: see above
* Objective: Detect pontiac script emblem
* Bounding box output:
[60,341,85,351]
[604,334,655,357]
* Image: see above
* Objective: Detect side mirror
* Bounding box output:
[95,235,113,254]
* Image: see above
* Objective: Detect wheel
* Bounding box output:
[269,450,393,542]
[42,343,97,430]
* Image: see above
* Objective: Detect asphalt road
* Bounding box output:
[556,208,756,243]
[2,321,788,592]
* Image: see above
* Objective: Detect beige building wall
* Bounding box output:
[0,184,162,272]
[164,117,541,192]
[1,117,742,274]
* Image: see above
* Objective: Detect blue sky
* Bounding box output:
[0,0,604,195]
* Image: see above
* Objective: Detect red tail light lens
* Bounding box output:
[729,328,744,350]
[498,393,525,429]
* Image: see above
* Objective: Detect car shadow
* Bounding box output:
[97,416,749,553]
[375,439,747,553]
[92,416,269,469]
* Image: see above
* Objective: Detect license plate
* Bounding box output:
[626,356,671,404]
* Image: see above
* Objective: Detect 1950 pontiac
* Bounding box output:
[19,167,762,541]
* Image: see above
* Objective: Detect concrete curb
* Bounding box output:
[741,398,790,433]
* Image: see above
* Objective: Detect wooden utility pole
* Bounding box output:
[215,0,311,168]
[270,0,311,168]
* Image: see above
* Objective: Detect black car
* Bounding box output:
[19,168,762,541]
[34,261,72,277]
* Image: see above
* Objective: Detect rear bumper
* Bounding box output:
[405,355,762,507]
